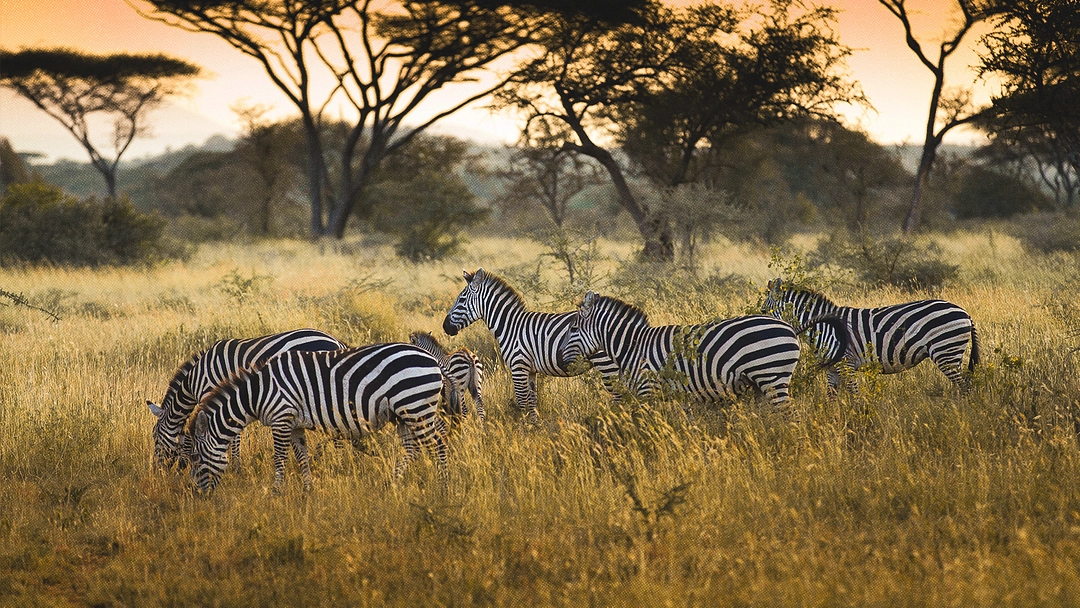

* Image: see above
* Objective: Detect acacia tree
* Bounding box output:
[878,0,1005,234]
[140,0,548,239]
[496,2,684,260]
[619,1,860,190]
[498,0,858,261]
[0,48,201,198]
[977,0,1080,189]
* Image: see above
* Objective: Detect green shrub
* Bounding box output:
[0,181,169,266]
[1006,212,1080,254]
[951,165,1053,219]
[813,231,959,291]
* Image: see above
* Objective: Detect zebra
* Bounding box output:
[442,268,616,423]
[409,331,485,422]
[185,342,454,493]
[557,290,852,407]
[762,278,980,392]
[147,328,347,469]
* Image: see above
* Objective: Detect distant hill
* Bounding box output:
[28,135,237,206]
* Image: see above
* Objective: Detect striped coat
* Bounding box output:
[558,291,851,407]
[442,268,616,423]
[410,331,485,421]
[148,328,346,468]
[186,343,451,492]
[762,278,980,392]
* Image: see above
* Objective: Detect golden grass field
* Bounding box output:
[2,232,1079,606]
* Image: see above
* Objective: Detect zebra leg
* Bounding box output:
[291,428,313,491]
[826,366,841,397]
[469,383,485,422]
[511,367,540,424]
[931,351,970,392]
[228,435,242,463]
[270,424,293,494]
[394,423,421,480]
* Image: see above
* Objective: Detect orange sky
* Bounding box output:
[0,0,1002,161]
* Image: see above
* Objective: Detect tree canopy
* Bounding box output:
[141,0,542,239]
[0,48,200,198]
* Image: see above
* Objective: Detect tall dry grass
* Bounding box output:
[2,233,1079,606]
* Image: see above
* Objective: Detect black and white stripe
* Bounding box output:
[442,268,616,423]
[762,278,980,392]
[410,331,485,421]
[185,343,452,492]
[147,328,347,469]
[558,291,851,406]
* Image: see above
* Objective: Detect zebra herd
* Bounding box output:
[148,267,980,493]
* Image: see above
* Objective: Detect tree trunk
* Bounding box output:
[570,142,674,261]
[903,142,936,234]
[301,117,325,237]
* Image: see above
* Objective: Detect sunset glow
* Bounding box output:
[0,0,1001,161]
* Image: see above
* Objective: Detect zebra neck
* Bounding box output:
[480,288,527,342]
[794,295,839,323]
[602,317,654,369]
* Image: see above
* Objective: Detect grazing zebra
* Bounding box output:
[410,331,485,421]
[185,343,453,493]
[147,328,347,469]
[762,278,980,392]
[558,291,852,407]
[442,268,616,423]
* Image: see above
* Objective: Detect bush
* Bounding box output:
[951,165,1053,219]
[0,181,169,266]
[812,231,959,291]
[1006,212,1080,254]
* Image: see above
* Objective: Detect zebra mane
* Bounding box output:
[162,355,199,401]
[596,294,651,327]
[409,331,449,360]
[787,284,839,308]
[183,366,252,435]
[480,271,529,310]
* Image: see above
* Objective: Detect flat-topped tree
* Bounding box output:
[139,0,543,240]
[0,48,201,199]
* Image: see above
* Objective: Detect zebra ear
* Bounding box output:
[462,269,474,283]
[581,290,598,312]
[147,400,163,417]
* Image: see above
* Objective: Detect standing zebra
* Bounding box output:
[762,278,980,392]
[558,291,852,407]
[147,328,347,469]
[185,343,453,493]
[442,268,615,423]
[410,331,485,421]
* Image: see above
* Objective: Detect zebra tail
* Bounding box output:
[969,323,981,371]
[795,314,853,369]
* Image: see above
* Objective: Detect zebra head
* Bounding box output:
[762,278,795,320]
[443,268,486,336]
[148,395,187,470]
[186,407,228,493]
[559,290,604,367]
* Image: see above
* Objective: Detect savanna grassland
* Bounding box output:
[2,232,1080,607]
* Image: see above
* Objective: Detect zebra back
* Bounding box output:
[565,291,804,405]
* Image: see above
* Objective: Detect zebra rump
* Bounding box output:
[763,278,980,392]
[409,331,485,421]
[147,328,347,469]
[185,342,450,493]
